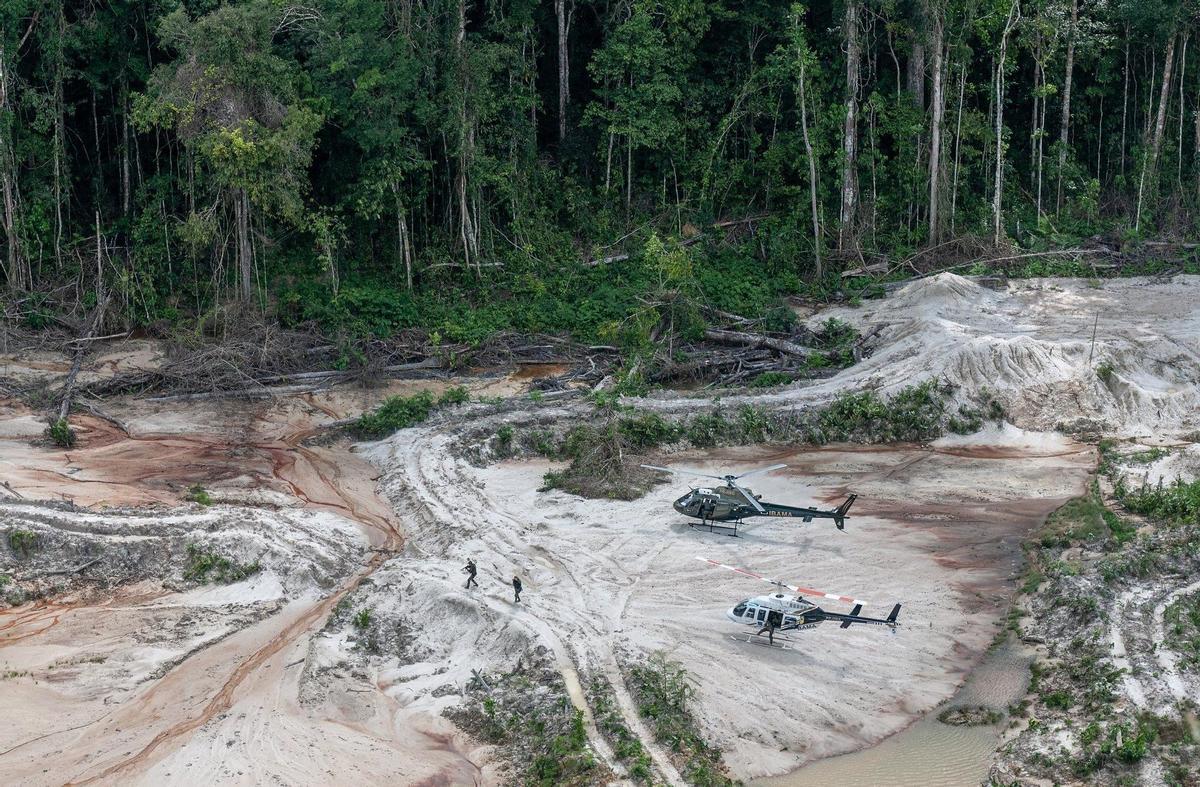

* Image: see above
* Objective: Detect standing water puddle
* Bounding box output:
[757,636,1031,787]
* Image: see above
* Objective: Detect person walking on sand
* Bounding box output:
[463,558,478,589]
[512,575,523,603]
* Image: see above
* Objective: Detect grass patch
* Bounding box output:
[183,544,262,584]
[447,656,605,786]
[626,653,735,786]
[1127,447,1169,463]
[1163,591,1200,671]
[588,677,654,782]
[1039,480,1134,547]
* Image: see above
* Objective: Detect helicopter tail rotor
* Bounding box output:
[832,494,857,531]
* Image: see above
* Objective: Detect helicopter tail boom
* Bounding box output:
[823,602,901,630]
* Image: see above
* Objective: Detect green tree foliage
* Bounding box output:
[1,0,1199,329]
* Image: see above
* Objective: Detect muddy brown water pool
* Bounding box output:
[757,636,1032,787]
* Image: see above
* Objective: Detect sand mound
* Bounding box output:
[643,274,1200,438]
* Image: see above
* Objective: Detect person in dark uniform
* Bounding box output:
[759,609,784,645]
[463,558,478,589]
[512,575,523,603]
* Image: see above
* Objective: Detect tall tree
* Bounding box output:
[839,0,861,250]
[1135,24,1179,230]
[992,0,1021,244]
[135,1,322,300]
[927,0,947,244]
[1055,0,1078,214]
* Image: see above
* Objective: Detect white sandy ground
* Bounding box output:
[362,429,1093,780]
[0,273,1197,784]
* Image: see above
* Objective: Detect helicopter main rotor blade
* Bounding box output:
[695,557,865,606]
[729,479,767,513]
[639,464,731,481]
[733,463,788,480]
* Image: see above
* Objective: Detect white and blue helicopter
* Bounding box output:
[697,557,901,646]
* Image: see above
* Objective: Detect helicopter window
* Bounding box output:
[756,608,766,622]
[783,616,796,627]
[732,603,747,617]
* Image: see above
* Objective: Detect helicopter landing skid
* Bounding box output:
[688,519,742,537]
[730,632,794,649]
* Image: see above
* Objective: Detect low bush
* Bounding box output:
[7,529,37,556]
[353,390,436,439]
[47,418,76,448]
[183,544,262,584]
[186,484,213,506]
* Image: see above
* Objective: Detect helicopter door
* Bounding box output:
[756,608,767,623]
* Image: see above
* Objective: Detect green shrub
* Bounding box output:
[1163,591,1200,670]
[47,418,76,448]
[686,411,728,447]
[186,484,213,506]
[353,390,436,439]
[816,381,945,443]
[183,544,261,584]
[1043,690,1073,710]
[1116,477,1200,523]
[494,424,515,456]
[736,404,771,443]
[7,529,37,556]
[626,653,735,786]
[748,371,793,388]
[437,385,469,406]
[352,608,372,629]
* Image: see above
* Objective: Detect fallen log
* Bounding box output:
[702,328,814,358]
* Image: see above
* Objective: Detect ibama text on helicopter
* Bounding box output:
[697,557,901,646]
[642,463,856,536]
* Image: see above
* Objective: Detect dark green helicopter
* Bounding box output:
[641,463,856,535]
